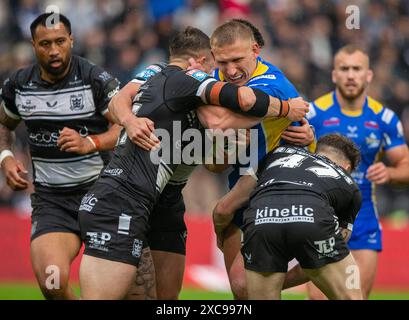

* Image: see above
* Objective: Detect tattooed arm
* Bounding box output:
[0,102,29,190]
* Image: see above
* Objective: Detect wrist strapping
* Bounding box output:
[87,135,101,151]
[0,150,14,168]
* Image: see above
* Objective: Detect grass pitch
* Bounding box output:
[0,283,408,300]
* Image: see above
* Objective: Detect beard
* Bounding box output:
[337,82,367,101]
[41,56,71,77]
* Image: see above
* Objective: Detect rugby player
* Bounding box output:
[305,45,409,299]
[215,134,363,300]
[209,19,315,299]
[0,13,121,299]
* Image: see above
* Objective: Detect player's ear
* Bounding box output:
[331,69,337,84]
[252,42,260,57]
[367,68,373,84]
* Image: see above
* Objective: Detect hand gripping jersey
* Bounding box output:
[0,55,120,193]
[253,145,362,230]
[307,91,405,250]
[214,56,299,188]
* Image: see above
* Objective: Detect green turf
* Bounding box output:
[0,283,408,300]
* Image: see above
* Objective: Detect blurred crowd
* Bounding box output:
[0,0,408,217]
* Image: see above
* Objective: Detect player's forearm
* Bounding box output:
[108,94,134,126]
[108,82,141,126]
[197,105,261,130]
[0,124,14,152]
[388,163,409,184]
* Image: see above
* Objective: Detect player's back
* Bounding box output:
[253,145,361,225]
[98,65,211,208]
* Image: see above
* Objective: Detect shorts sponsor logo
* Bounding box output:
[254,205,314,225]
[86,232,111,252]
[368,231,378,244]
[314,237,339,259]
[31,221,38,237]
[132,239,143,258]
[104,168,123,177]
[118,213,131,235]
[79,194,98,212]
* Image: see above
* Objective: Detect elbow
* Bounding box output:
[213,198,234,217]
[238,87,256,112]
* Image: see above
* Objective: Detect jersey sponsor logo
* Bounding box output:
[46,101,58,109]
[397,121,404,138]
[314,237,339,258]
[254,205,314,225]
[19,99,37,111]
[79,193,98,212]
[70,94,84,111]
[306,103,317,119]
[135,69,157,81]
[98,71,113,83]
[29,130,59,147]
[364,121,379,130]
[351,171,364,184]
[86,232,111,252]
[347,125,358,138]
[244,252,252,264]
[104,168,123,177]
[323,117,340,127]
[186,69,208,81]
[366,132,380,148]
[381,108,394,124]
[132,239,143,258]
[250,74,277,82]
[69,75,83,86]
[107,85,120,99]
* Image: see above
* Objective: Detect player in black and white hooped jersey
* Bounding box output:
[0,13,121,299]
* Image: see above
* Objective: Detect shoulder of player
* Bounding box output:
[364,96,403,136]
[247,61,283,85]
[312,91,336,111]
[366,96,400,125]
[2,63,37,89]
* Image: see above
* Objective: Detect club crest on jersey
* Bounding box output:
[366,132,380,148]
[323,117,340,127]
[186,69,208,81]
[70,94,84,111]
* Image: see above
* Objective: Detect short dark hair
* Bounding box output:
[231,19,265,48]
[30,13,72,39]
[169,27,210,60]
[316,133,361,172]
[210,19,265,48]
